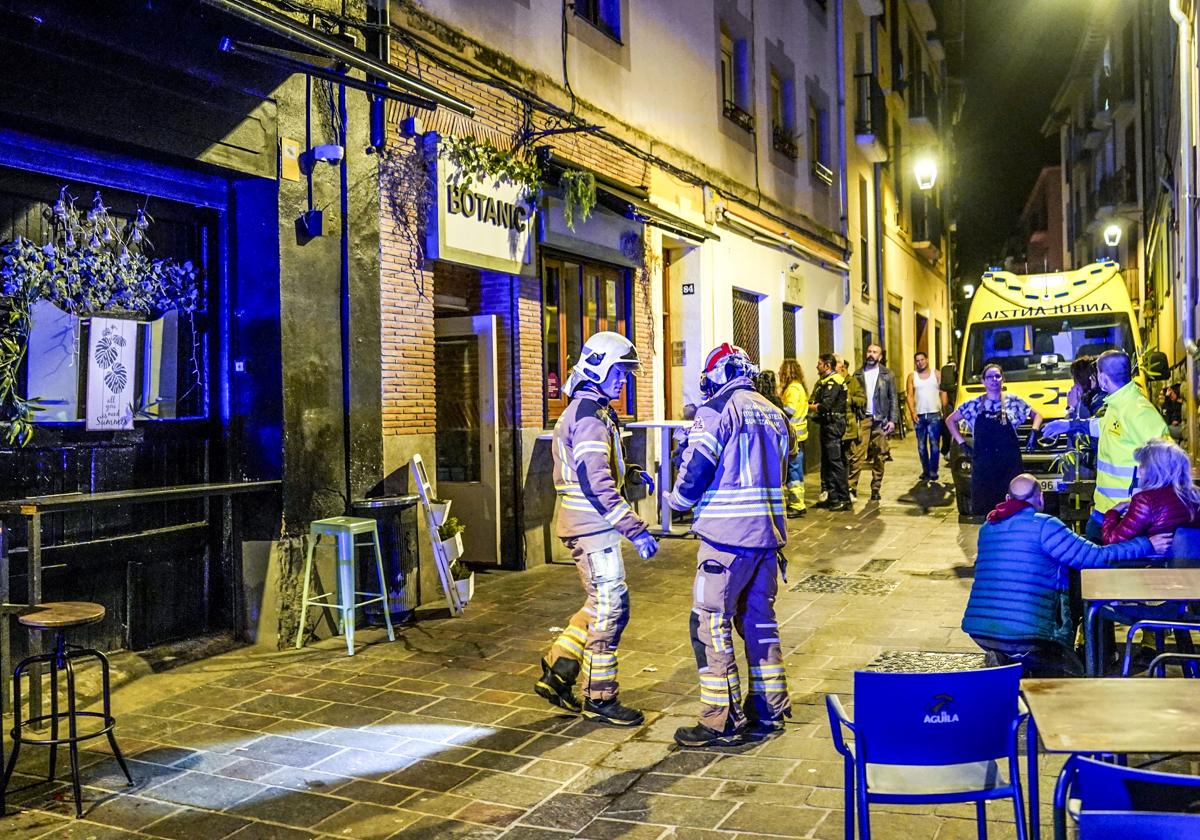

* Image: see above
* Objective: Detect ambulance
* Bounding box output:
[949,260,1160,515]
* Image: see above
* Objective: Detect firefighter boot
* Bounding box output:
[583,696,645,727]
[534,657,582,714]
[673,721,744,748]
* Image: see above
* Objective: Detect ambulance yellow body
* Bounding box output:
[950,260,1144,514]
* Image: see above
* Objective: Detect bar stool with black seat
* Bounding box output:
[0,602,133,817]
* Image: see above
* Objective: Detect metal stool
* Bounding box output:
[0,602,133,818]
[295,516,395,656]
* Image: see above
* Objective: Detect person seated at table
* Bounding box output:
[962,473,1172,677]
[1102,438,1200,546]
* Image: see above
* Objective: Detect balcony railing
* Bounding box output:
[1096,167,1136,210]
[853,72,888,163]
[908,69,939,131]
[723,99,755,134]
[812,160,834,187]
[911,195,943,259]
[854,72,885,136]
[1092,68,1116,127]
[772,123,799,160]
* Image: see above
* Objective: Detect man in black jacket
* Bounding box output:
[810,353,851,512]
[850,344,900,502]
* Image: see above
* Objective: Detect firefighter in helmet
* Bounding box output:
[535,331,659,726]
[667,343,793,746]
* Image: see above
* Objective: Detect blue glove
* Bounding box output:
[1026,429,1041,452]
[639,470,655,495]
[632,532,659,559]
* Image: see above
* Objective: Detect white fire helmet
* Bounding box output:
[701,343,758,396]
[564,331,643,397]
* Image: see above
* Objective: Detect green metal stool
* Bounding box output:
[295,516,395,656]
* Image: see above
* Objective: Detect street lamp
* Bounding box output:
[1103,223,1122,247]
[914,155,938,191]
[962,283,975,299]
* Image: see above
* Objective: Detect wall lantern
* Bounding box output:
[914,156,938,191]
[1103,223,1122,247]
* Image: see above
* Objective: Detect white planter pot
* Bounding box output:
[440,532,463,560]
[454,573,475,604]
[429,500,452,527]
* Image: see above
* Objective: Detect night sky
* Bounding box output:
[954,0,1091,278]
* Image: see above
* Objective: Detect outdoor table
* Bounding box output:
[1081,567,1200,675]
[1022,677,1200,840]
[0,480,280,722]
[626,420,693,536]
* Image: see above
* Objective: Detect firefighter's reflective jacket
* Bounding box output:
[667,376,790,549]
[553,392,649,540]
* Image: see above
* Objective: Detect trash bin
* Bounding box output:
[350,495,420,625]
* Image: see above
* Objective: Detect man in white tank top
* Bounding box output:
[907,352,944,482]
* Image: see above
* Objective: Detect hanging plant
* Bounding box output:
[440,135,543,201]
[0,187,202,445]
[560,169,596,231]
[621,231,661,348]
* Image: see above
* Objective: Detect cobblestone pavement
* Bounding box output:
[3,447,1067,839]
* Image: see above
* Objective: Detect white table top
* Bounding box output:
[626,420,694,429]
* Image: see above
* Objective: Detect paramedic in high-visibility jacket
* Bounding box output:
[667,343,793,747]
[1041,350,1168,542]
[535,331,659,728]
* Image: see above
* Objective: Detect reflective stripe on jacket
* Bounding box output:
[781,382,809,442]
[1094,382,1169,514]
[552,393,649,541]
[666,377,790,549]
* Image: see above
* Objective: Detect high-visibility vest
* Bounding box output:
[781,382,809,442]
[1094,382,1169,514]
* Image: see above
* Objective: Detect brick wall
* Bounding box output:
[379,138,436,436]
[378,36,661,435]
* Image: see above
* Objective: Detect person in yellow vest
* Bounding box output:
[779,360,809,517]
[1041,350,1168,542]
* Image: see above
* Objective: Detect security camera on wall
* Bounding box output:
[299,144,345,174]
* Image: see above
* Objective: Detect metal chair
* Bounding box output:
[826,664,1030,840]
[1078,811,1200,839]
[1064,756,1200,837]
[1119,619,1200,677]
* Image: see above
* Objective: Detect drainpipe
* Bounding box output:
[870,16,887,346]
[1170,0,1197,457]
[835,0,849,233]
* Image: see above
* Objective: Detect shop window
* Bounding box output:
[782,304,800,361]
[731,288,762,364]
[542,254,632,420]
[3,184,211,425]
[575,0,622,42]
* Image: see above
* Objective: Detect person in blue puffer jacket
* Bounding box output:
[962,473,1173,676]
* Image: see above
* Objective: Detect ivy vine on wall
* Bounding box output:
[560,169,596,231]
[0,188,201,445]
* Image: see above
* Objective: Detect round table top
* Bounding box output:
[18,601,106,629]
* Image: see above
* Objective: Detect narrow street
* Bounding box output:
[4,448,1055,839]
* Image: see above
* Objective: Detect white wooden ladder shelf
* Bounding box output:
[410,454,466,617]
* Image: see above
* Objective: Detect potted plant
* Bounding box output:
[429,497,452,527]
[450,557,474,604]
[437,516,465,560]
